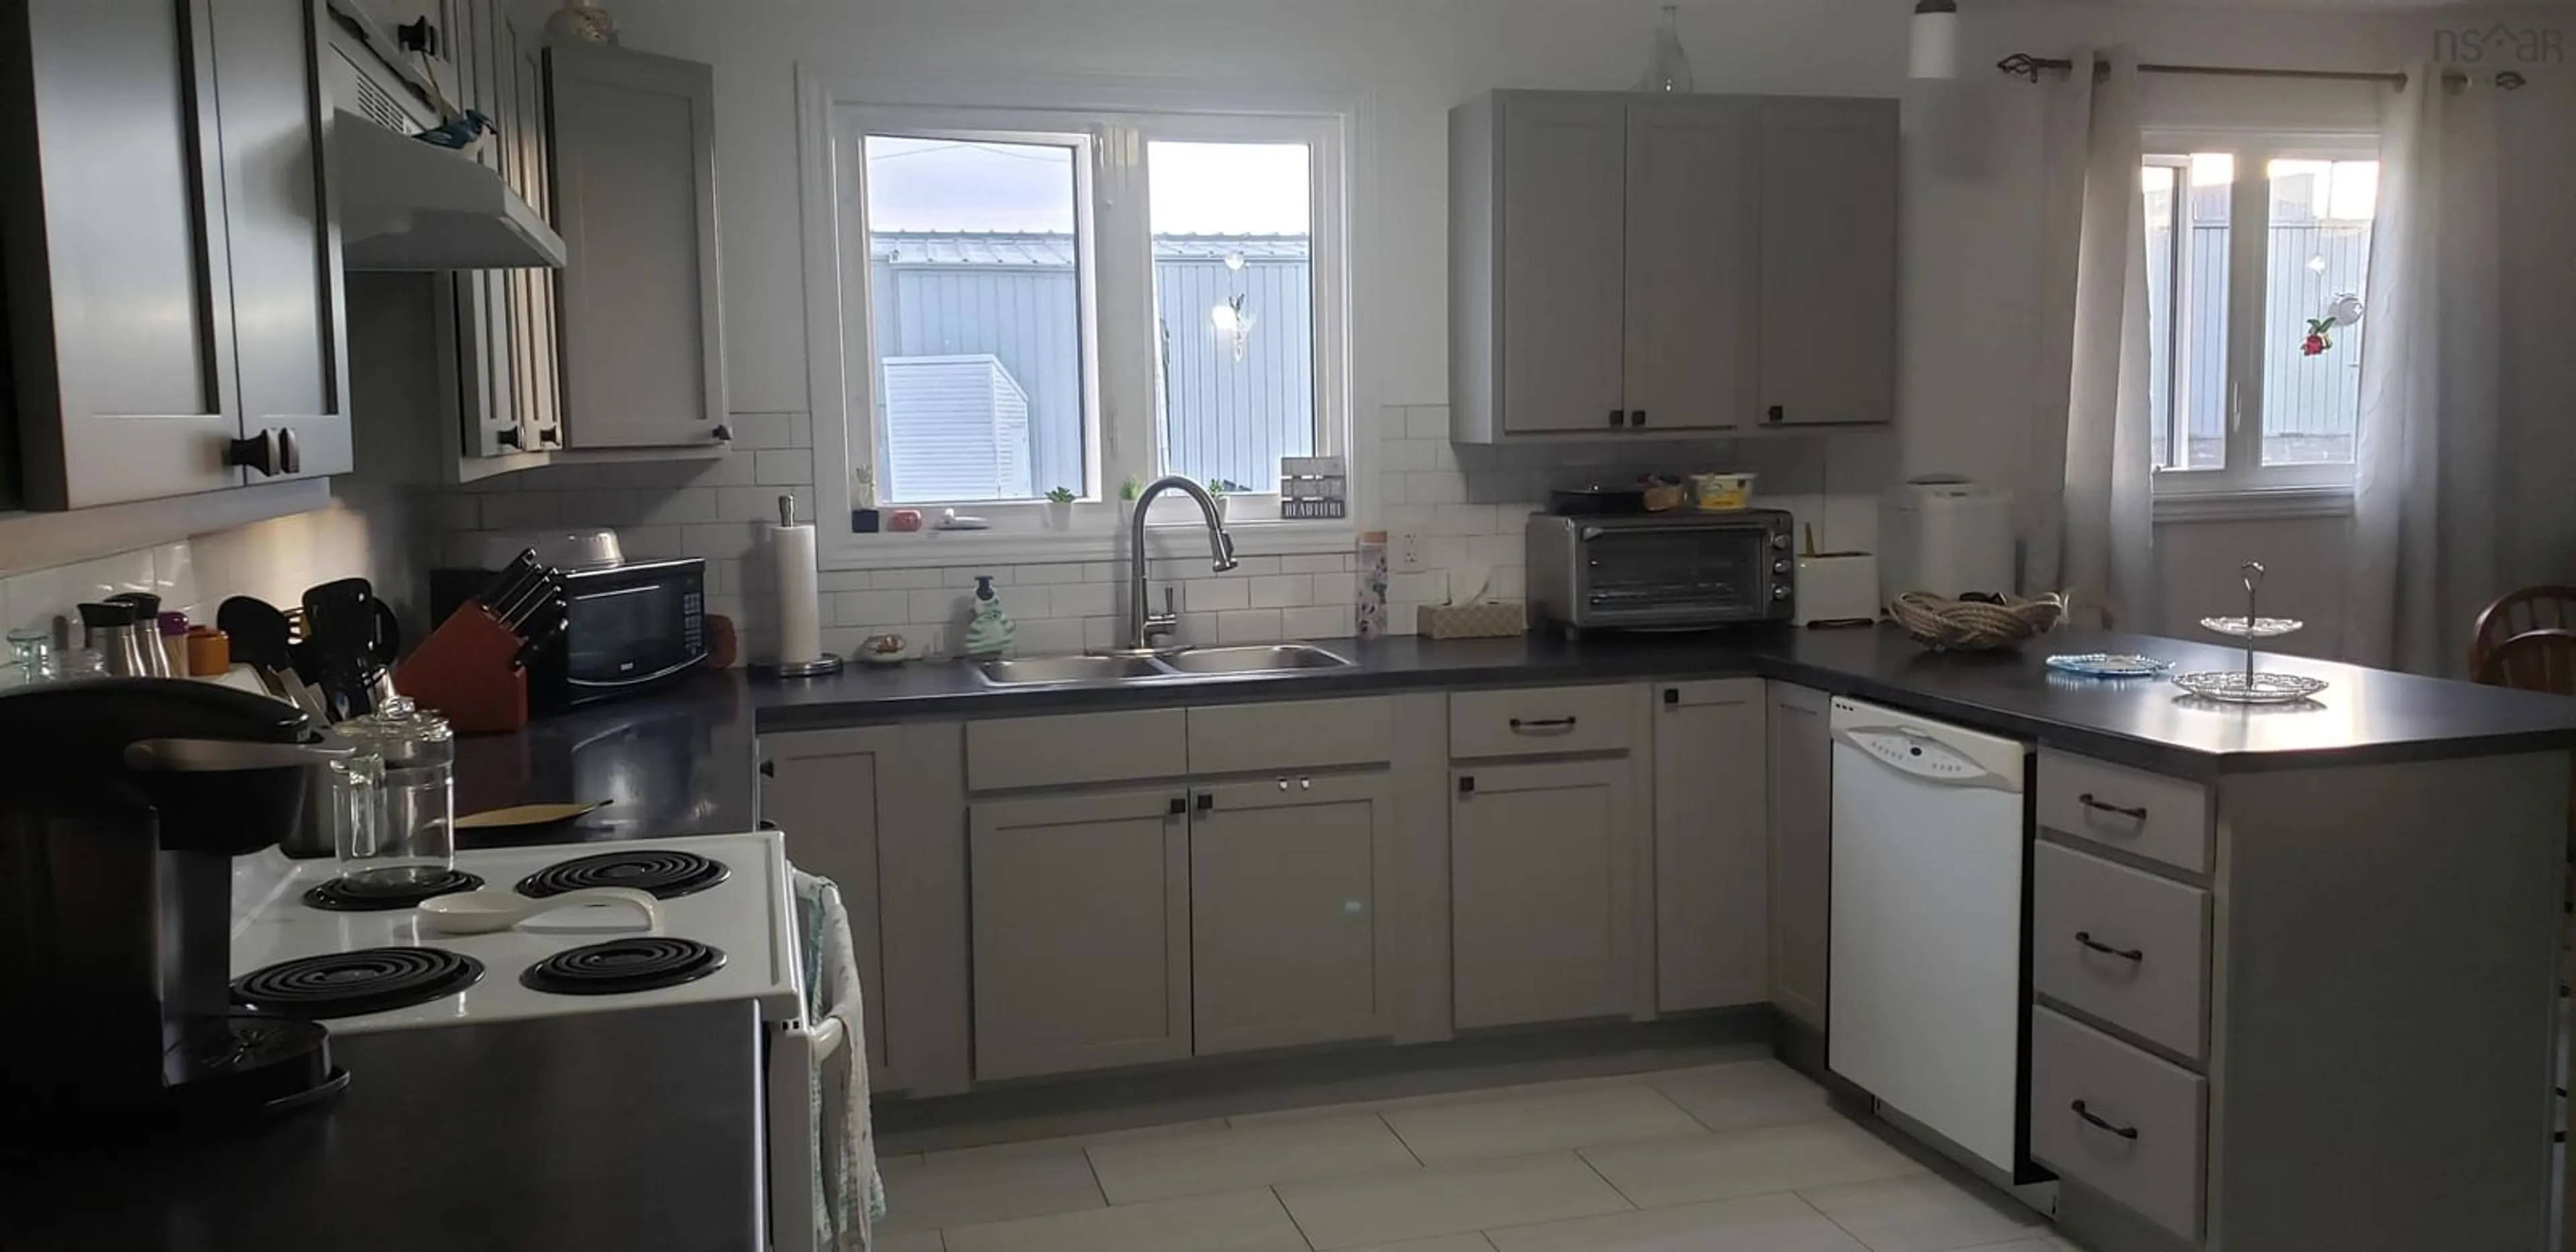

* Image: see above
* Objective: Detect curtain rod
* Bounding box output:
[1994,53,2526,92]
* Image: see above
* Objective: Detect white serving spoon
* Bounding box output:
[417,887,661,935]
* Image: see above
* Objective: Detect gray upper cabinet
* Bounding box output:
[1756,100,1898,428]
[1450,90,1896,443]
[4,0,243,508]
[211,0,353,483]
[1451,757,1634,1029]
[5,0,354,510]
[547,43,727,449]
[1766,682,1831,1031]
[1624,99,1758,435]
[970,787,1192,1082]
[1191,773,1395,1055]
[1652,679,1769,1013]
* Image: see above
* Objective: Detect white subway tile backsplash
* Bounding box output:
[683,521,761,561]
[621,525,688,560]
[639,488,720,528]
[1082,616,1120,651]
[1389,571,1448,604]
[1281,554,1347,575]
[833,589,912,626]
[1405,473,1466,506]
[1433,504,1496,536]
[1215,608,1283,643]
[1279,604,1351,640]
[1247,575,1312,609]
[755,449,814,486]
[818,571,873,592]
[687,453,760,488]
[1379,439,1434,473]
[909,588,968,625]
[871,568,942,590]
[727,412,798,450]
[1015,616,1085,657]
[1407,406,1452,439]
[1181,579,1248,613]
[1044,581,1114,618]
[1470,534,1522,566]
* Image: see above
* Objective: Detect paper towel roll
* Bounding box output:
[771,520,822,665]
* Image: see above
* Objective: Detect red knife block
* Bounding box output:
[394,604,529,734]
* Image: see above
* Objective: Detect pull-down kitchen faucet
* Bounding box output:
[1114,475,1237,655]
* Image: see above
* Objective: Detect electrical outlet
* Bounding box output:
[1391,530,1428,574]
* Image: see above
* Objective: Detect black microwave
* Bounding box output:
[430,558,707,710]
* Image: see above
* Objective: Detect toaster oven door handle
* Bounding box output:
[564,651,710,690]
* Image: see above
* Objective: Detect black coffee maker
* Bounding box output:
[0,679,354,1147]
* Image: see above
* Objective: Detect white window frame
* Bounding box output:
[2144,129,2379,518]
[796,68,1359,569]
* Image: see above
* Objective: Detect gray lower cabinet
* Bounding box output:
[1451,757,1634,1029]
[1190,773,1395,1054]
[1766,682,1831,1030]
[970,787,1192,1081]
[759,724,967,1096]
[1652,679,1768,1012]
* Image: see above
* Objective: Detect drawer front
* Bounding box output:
[2033,842,2211,1059]
[2037,750,2211,873]
[1450,684,1637,758]
[2031,1007,2207,1243]
[1187,697,1393,776]
[968,709,1187,791]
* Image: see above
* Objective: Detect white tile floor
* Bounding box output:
[871,1060,2088,1252]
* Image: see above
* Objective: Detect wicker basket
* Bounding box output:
[1889,591,2065,651]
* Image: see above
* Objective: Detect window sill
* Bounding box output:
[818,517,1356,571]
[2152,487,2354,524]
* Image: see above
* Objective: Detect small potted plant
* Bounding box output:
[1207,479,1246,522]
[1118,475,1144,522]
[1043,486,1076,531]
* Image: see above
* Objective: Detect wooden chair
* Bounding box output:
[2473,587,2576,683]
[2477,628,2576,694]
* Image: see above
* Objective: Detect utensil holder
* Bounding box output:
[392,604,528,734]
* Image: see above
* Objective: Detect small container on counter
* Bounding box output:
[186,625,231,677]
[1690,473,1756,511]
[331,695,457,888]
[1356,532,1390,640]
[157,613,190,677]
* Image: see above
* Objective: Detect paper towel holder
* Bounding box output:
[751,492,847,681]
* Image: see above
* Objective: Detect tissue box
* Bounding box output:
[1417,602,1526,640]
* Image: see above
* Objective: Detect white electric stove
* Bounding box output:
[225,832,837,1252]
[229,831,804,1031]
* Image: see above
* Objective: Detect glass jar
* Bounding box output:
[331,696,457,887]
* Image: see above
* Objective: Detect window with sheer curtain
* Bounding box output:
[2141,133,2380,497]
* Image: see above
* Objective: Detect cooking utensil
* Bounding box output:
[415,885,659,935]
[453,800,612,830]
[218,597,298,676]
[1546,483,1650,516]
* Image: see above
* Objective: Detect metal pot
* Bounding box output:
[1546,483,1650,516]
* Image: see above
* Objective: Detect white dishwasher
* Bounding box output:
[1828,696,2033,1180]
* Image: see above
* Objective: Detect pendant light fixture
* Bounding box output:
[1910,0,1960,80]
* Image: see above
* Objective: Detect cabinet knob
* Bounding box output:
[226,429,300,477]
[1458,776,1475,795]
[759,760,775,779]
[1766,405,1786,423]
[537,426,561,447]
[395,17,440,56]
[710,424,735,443]
[1278,777,1290,791]
[1607,410,1625,429]
[1299,777,1311,790]
[1631,410,1648,428]
[496,427,525,449]
[1195,793,1214,813]
[1167,797,1187,816]
[1664,688,1679,705]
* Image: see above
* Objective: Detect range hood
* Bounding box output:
[333,109,568,270]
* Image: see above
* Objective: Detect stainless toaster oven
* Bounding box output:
[1526,510,1796,637]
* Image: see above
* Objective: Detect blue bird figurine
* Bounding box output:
[414,110,494,151]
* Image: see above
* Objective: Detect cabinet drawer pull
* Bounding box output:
[1458,776,1475,795]
[1509,716,1577,733]
[2070,1100,2141,1140]
[1607,410,1626,428]
[1167,797,1187,816]
[2077,793,2149,821]
[1195,793,1214,813]
[2074,931,2145,962]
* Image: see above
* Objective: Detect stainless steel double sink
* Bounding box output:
[974,644,1353,688]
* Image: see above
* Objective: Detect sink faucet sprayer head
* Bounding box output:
[1213,532,1238,573]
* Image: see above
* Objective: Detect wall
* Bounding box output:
[460,0,2573,662]
[0,484,421,662]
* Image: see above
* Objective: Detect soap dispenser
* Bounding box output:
[961,575,1018,659]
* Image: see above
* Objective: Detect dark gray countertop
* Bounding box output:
[441,626,2576,838]
[451,669,759,848]
[749,626,2576,777]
